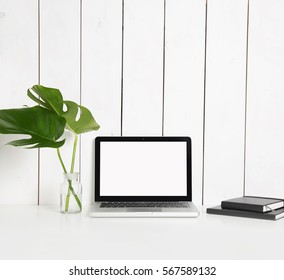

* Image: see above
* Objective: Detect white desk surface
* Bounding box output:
[0,205,283,260]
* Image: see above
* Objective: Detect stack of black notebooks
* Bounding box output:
[207,196,284,220]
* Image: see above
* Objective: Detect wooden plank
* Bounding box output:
[80,0,122,205]
[203,0,248,204]
[163,0,206,204]
[245,0,284,197]
[39,0,80,205]
[122,0,164,136]
[0,0,38,204]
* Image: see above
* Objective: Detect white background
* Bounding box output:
[100,142,187,196]
[1,0,284,206]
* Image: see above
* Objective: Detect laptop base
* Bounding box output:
[89,202,199,218]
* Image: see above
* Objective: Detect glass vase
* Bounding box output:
[60,173,82,213]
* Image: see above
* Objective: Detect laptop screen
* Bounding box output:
[95,137,191,201]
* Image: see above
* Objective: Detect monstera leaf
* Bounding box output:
[0,106,66,148]
[27,85,100,134]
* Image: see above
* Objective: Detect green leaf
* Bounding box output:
[0,106,66,148]
[27,85,100,134]
[62,101,100,134]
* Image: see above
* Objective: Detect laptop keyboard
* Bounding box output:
[100,202,189,208]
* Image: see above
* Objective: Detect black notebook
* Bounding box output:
[207,205,284,220]
[221,196,284,213]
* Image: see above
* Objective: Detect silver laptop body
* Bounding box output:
[89,136,199,218]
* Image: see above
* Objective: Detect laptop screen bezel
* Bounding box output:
[95,136,192,202]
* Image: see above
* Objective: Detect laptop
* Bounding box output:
[89,136,199,217]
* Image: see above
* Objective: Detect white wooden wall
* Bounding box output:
[1,0,284,206]
[245,0,284,198]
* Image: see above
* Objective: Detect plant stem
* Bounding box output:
[64,133,81,212]
[65,179,82,211]
[70,133,78,173]
[57,148,67,173]
[57,145,82,212]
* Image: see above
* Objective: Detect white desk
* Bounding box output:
[0,205,283,260]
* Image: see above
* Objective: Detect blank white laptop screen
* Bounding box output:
[100,141,187,196]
